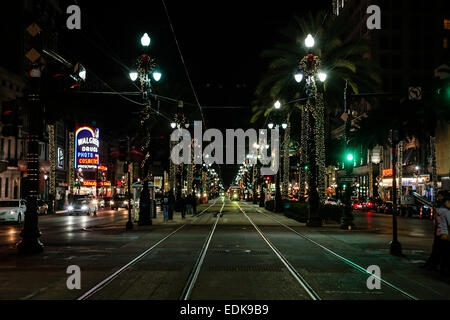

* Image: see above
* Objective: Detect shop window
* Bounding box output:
[444,19,450,30]
[13,179,18,199]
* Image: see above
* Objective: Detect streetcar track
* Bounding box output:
[236,202,321,300]
[180,200,225,300]
[77,199,222,300]
[240,201,419,300]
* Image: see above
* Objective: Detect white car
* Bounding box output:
[67,196,98,215]
[0,200,26,224]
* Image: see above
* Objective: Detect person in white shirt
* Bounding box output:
[438,196,450,276]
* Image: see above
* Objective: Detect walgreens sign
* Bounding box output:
[75,126,100,170]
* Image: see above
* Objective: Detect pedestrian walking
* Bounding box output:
[168,189,175,220]
[439,194,450,276]
[192,194,197,215]
[423,190,449,270]
[180,196,187,219]
[162,192,169,222]
[186,194,193,215]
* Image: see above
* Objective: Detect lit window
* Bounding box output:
[445,19,450,30]
[444,38,449,49]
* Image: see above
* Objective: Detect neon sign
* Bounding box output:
[382,168,393,176]
[75,126,100,170]
[82,180,97,187]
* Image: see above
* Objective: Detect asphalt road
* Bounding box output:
[0,198,448,300]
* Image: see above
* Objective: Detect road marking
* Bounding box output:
[242,202,418,300]
[180,200,225,300]
[237,202,321,300]
[77,200,220,300]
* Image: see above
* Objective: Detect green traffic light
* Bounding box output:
[346,154,354,161]
[304,165,309,170]
[343,184,347,188]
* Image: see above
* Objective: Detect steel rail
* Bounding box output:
[77,199,220,300]
[180,199,225,300]
[237,202,321,300]
[242,202,418,300]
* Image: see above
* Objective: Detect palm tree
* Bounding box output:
[252,10,381,212]
[252,10,381,124]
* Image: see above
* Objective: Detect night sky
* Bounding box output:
[60,0,331,186]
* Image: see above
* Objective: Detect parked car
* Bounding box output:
[325,198,339,206]
[111,194,133,210]
[37,199,48,215]
[352,200,364,210]
[99,196,113,209]
[0,200,26,224]
[363,197,383,212]
[376,201,394,214]
[67,195,98,215]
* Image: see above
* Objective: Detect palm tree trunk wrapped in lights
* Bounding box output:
[68,131,75,195]
[187,139,194,195]
[368,149,373,197]
[282,118,291,199]
[299,105,308,198]
[169,140,177,192]
[430,136,437,207]
[397,141,403,207]
[315,91,326,203]
[48,124,56,213]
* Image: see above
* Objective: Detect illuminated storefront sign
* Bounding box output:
[99,181,111,187]
[154,176,162,188]
[98,165,108,171]
[382,168,393,176]
[57,147,64,168]
[82,180,97,187]
[75,127,100,170]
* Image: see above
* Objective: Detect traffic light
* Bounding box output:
[436,77,450,100]
[1,100,19,137]
[119,138,129,161]
[265,176,271,182]
[345,151,354,175]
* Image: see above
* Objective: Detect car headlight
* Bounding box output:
[10,211,15,215]
[68,206,74,211]
[81,205,88,210]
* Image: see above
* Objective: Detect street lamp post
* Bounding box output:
[17,64,44,254]
[340,81,355,230]
[390,129,402,256]
[295,34,327,227]
[129,33,162,226]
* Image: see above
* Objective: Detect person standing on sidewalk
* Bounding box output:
[186,194,193,215]
[192,194,197,215]
[423,190,449,270]
[168,189,175,221]
[162,192,169,223]
[180,195,187,219]
[438,194,450,276]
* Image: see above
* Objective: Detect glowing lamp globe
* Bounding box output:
[141,33,151,47]
[129,72,138,81]
[305,34,315,48]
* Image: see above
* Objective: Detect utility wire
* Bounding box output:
[160,0,206,129]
